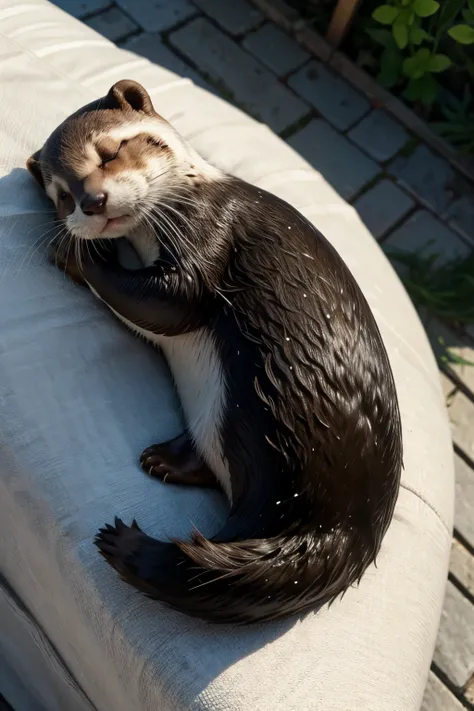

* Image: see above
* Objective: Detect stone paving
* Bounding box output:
[48,1,474,709]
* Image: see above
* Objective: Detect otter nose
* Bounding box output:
[80,192,107,216]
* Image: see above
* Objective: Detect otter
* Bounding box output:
[27,80,403,624]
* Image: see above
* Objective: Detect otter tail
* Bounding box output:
[95,515,372,624]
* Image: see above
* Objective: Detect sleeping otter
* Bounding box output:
[27,79,403,624]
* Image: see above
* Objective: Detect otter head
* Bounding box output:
[27,79,219,240]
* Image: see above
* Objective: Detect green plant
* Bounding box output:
[439,338,474,367]
[365,0,474,151]
[431,86,474,153]
[448,0,474,44]
[387,248,474,325]
[386,247,474,367]
[370,0,454,105]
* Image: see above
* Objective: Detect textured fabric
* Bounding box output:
[0,1,454,710]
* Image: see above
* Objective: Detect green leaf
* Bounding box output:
[377,46,402,87]
[410,26,434,44]
[403,77,425,101]
[462,9,474,23]
[419,74,438,105]
[413,0,440,18]
[403,48,432,78]
[397,7,415,25]
[405,76,439,106]
[445,349,474,367]
[366,28,394,47]
[401,0,411,5]
[429,54,452,72]
[437,0,464,30]
[466,57,474,78]
[448,24,474,44]
[393,23,409,48]
[372,5,400,24]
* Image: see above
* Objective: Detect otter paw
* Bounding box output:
[140,444,218,488]
[140,446,177,482]
[94,517,144,570]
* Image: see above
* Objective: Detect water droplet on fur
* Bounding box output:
[288,226,291,230]
[312,448,315,452]
[286,337,290,341]
[237,350,240,355]
[340,288,343,295]
[289,366,293,370]
[294,580,298,584]
[326,313,331,319]
[303,293,307,298]
[294,493,299,498]
[236,404,239,408]
[255,200,259,204]
[276,501,281,505]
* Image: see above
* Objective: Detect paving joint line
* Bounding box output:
[443,366,474,406]
[189,0,267,39]
[453,442,474,476]
[249,0,474,187]
[75,2,114,23]
[448,571,474,607]
[115,28,142,46]
[364,197,419,245]
[431,662,474,710]
[278,109,315,140]
[453,529,474,559]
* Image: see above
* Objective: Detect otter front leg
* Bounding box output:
[79,245,210,336]
[50,240,87,286]
[141,432,218,489]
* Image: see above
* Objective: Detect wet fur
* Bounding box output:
[87,178,403,623]
[28,82,403,624]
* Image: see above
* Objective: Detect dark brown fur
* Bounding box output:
[82,175,403,624]
[28,81,403,624]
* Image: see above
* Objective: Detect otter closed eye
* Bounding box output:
[100,139,127,168]
[147,136,164,148]
[26,78,403,625]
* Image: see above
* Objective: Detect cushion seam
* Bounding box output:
[400,483,451,535]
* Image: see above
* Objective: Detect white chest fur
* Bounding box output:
[158,329,231,499]
[87,282,232,501]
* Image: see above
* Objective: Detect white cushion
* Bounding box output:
[0,1,453,710]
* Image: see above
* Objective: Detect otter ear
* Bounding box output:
[26,149,45,190]
[107,79,154,115]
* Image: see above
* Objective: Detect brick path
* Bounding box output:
[48,1,474,709]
